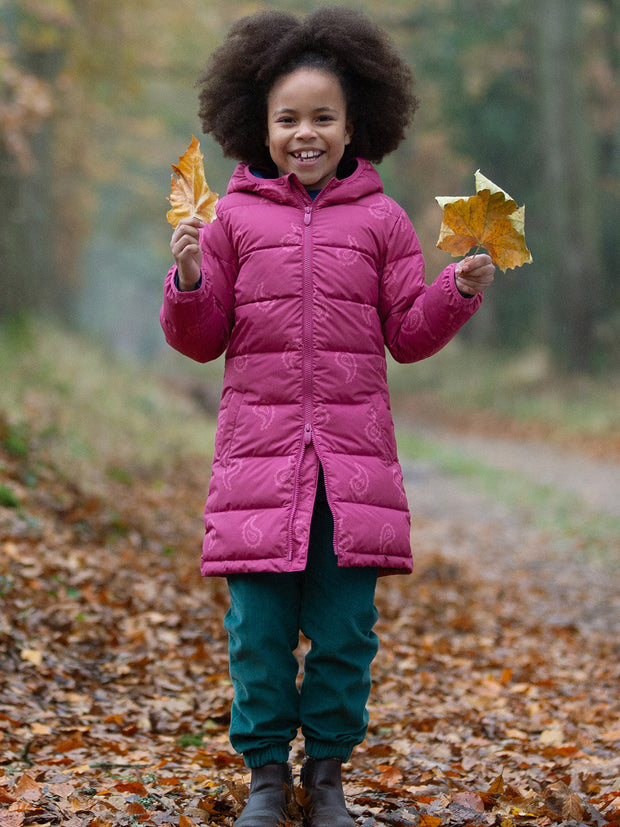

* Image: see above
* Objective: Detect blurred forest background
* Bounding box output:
[1,0,619,374]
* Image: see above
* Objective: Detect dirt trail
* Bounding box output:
[390,407,620,639]
[402,421,620,518]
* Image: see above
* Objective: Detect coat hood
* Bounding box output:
[225,158,384,205]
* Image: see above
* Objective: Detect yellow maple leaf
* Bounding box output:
[166,135,218,228]
[436,170,532,272]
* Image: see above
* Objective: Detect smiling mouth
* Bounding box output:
[292,150,323,161]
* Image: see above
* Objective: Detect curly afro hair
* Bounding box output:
[197,6,418,168]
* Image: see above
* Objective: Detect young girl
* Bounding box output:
[161,8,494,826]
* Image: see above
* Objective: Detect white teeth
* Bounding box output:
[295,151,321,159]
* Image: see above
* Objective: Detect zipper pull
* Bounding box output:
[304,423,312,444]
[304,206,312,226]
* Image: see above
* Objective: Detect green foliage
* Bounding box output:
[2,423,30,458]
[0,320,216,494]
[106,466,134,486]
[0,0,618,372]
[0,574,13,596]
[388,343,620,440]
[177,732,204,748]
[0,484,19,508]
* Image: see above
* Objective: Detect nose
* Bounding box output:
[295,119,316,140]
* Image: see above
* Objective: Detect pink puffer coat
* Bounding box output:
[160,159,482,576]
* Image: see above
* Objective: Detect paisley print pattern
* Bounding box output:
[242,515,263,549]
[335,352,358,384]
[280,222,303,247]
[368,195,394,221]
[403,306,424,333]
[380,522,396,553]
[274,456,296,488]
[349,463,370,499]
[221,458,243,492]
[252,404,275,431]
[282,341,301,370]
[337,234,361,266]
[336,518,355,554]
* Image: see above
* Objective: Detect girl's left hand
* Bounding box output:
[455,254,495,296]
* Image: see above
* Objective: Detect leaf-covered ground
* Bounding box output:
[1,381,619,827]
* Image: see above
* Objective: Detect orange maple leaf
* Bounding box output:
[166,135,218,228]
[436,170,532,272]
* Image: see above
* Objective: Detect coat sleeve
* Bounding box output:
[159,213,237,363]
[379,208,483,364]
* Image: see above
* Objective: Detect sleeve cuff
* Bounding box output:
[174,272,202,291]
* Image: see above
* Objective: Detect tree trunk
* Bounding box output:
[536,0,601,371]
[0,3,64,323]
[0,153,40,320]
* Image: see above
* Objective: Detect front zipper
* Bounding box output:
[287,198,315,560]
[301,204,314,440]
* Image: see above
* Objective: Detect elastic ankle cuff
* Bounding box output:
[304,739,354,762]
[243,745,291,768]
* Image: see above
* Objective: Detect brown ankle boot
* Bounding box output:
[300,758,355,826]
[234,762,293,826]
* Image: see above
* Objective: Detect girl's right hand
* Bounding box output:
[170,218,203,290]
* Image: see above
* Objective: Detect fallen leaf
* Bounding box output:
[14,774,41,802]
[436,170,532,271]
[0,790,15,805]
[378,764,403,788]
[20,648,43,666]
[166,135,218,228]
[54,731,86,752]
[0,814,24,827]
[486,772,505,796]
[562,793,585,821]
[539,726,564,746]
[418,815,442,827]
[29,722,52,735]
[114,780,147,795]
[452,791,486,812]
[127,802,149,816]
[543,781,574,816]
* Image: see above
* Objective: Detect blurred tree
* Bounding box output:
[402,0,618,370]
[0,0,224,324]
[0,0,59,320]
[536,0,602,371]
[380,0,619,371]
[1,0,617,371]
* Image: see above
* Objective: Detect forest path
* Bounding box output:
[389,398,620,636]
[400,420,620,518]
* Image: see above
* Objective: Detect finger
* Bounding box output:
[171,218,203,243]
[171,228,201,257]
[464,255,488,271]
[172,243,201,263]
[176,217,204,230]
[172,223,200,243]
[174,243,200,258]
[456,268,494,295]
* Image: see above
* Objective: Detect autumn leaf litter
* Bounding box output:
[1,386,619,823]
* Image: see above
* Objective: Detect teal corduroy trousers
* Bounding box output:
[225,472,379,768]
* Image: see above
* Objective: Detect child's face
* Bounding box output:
[265,68,353,190]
